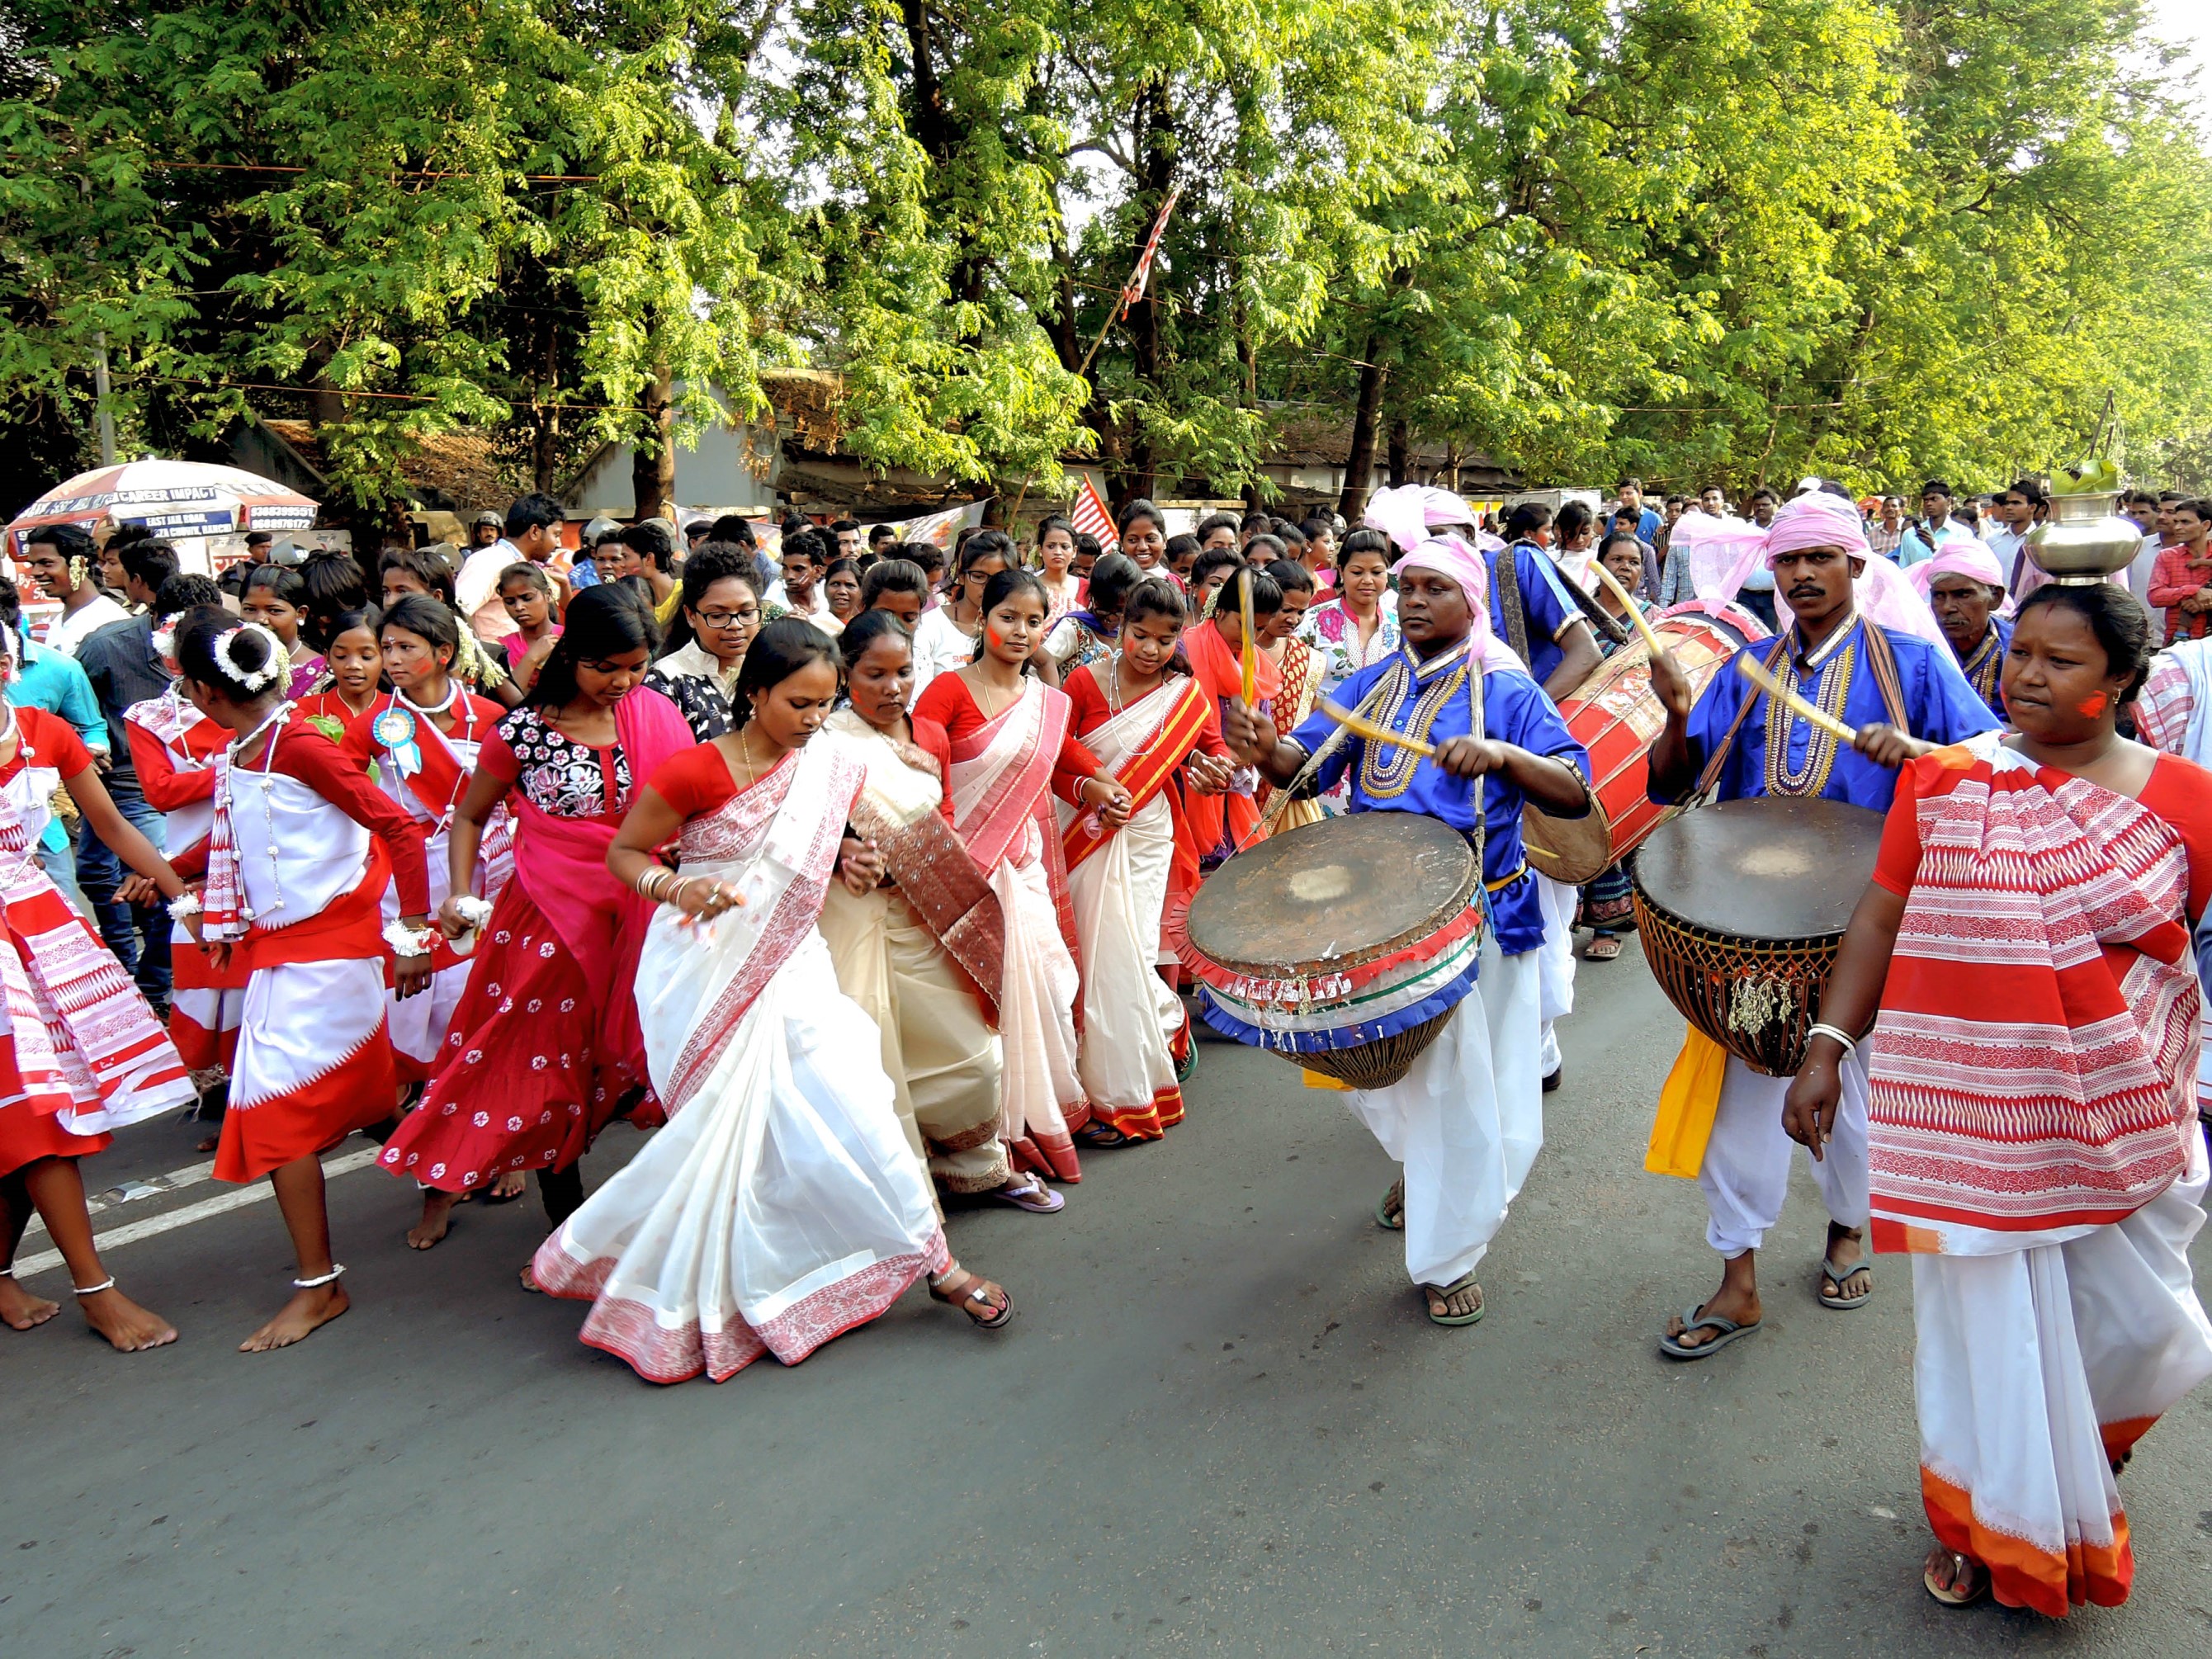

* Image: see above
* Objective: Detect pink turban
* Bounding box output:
[1395,535,1525,673]
[1907,540,2009,603]
[1762,492,1873,565]
[1364,485,1482,556]
[1670,493,1945,646]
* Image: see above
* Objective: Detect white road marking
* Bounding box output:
[11,1146,385,1280]
[22,1157,218,1241]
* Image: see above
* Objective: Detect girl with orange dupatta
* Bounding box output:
[1060,578,1234,1143]
[1182,565,1283,867]
[1255,557,1326,834]
[913,569,1130,1183]
[1784,583,2212,1619]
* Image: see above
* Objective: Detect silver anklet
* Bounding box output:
[73,1276,116,1296]
[292,1264,347,1289]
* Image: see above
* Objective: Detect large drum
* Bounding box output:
[1524,599,1769,884]
[1181,812,1482,1089]
[1631,796,1884,1076]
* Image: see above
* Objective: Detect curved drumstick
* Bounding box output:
[1589,559,1669,659]
[1320,701,1435,759]
[1733,654,1860,745]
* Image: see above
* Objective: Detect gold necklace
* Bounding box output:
[731,727,760,790]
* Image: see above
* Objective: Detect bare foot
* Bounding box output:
[239,1283,349,1352]
[407,1190,461,1250]
[1664,1283,1762,1352]
[518,1262,543,1293]
[78,1285,178,1352]
[485,1170,527,1202]
[0,1275,60,1331]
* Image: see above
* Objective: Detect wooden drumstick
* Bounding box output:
[1238,571,1259,708]
[1734,654,1860,745]
[1589,559,1669,659]
[1320,701,1435,759]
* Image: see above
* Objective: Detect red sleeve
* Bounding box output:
[2142,754,2212,922]
[907,716,958,830]
[479,725,522,785]
[170,839,208,880]
[644,743,738,820]
[338,695,385,768]
[1062,664,1108,738]
[1191,690,1230,759]
[125,721,216,811]
[911,672,981,741]
[1869,754,1932,896]
[271,725,432,917]
[19,707,93,778]
[1051,721,1105,806]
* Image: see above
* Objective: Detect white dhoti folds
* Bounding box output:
[1533,871,1577,1076]
[1697,1052,1869,1258]
[1344,935,1543,1288]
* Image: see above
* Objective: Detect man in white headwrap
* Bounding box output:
[1219,535,1593,1327]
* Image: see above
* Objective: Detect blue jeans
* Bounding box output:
[76,803,170,1014]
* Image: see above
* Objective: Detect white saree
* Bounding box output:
[532,736,946,1383]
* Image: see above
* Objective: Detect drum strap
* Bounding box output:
[1495,546,1530,664]
[1690,616,1911,801]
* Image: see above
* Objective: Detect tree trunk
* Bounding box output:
[1339,333,1388,523]
[632,363,675,522]
[532,326,561,494]
[1387,418,1410,489]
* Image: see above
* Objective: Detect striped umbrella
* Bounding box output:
[6,460,319,555]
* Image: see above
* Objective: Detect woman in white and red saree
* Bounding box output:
[912,569,1130,1183]
[169,613,433,1352]
[0,623,199,1353]
[124,603,248,1080]
[1059,578,1231,1142]
[380,588,692,1256]
[535,621,1010,1383]
[1784,584,2212,1618]
[817,612,1065,1214]
[341,597,514,1089]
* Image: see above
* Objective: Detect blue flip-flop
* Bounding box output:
[1818,1252,1873,1309]
[1659,1303,1760,1360]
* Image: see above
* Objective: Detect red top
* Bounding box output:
[170,721,433,917]
[910,674,1105,806]
[2147,544,2212,641]
[339,690,508,766]
[1874,749,2212,921]
[646,740,762,820]
[1061,664,1231,760]
[3,706,96,784]
[295,691,376,730]
[125,716,225,814]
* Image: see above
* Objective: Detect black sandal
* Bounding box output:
[929,1267,1013,1330]
[1077,1122,1140,1148]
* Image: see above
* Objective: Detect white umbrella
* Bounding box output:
[6,460,319,555]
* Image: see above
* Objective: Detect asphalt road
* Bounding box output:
[9,939,2212,1658]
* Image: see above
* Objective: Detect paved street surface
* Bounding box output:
[10,941,2212,1657]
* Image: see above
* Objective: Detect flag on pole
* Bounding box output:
[890,498,991,552]
[1123,183,1182,308]
[1071,475,1119,554]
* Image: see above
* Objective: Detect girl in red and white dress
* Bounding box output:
[169,611,433,1352]
[911,568,1130,1183]
[123,588,250,1085]
[294,607,382,735]
[342,598,514,1105]
[0,627,202,1352]
[378,586,693,1264]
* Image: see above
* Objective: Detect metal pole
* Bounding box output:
[93,331,116,465]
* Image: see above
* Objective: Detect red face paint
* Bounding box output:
[2076,691,2110,718]
[985,625,1002,652]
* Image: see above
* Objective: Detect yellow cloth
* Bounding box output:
[1645,1022,1728,1178]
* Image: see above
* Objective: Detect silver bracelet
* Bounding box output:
[1806,1022,1860,1061]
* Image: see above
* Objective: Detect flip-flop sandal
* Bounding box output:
[1659,1304,1761,1360]
[1375,1179,1405,1231]
[929,1269,1014,1330]
[1424,1272,1484,1327]
[1076,1122,1140,1148]
[1922,1550,1989,1607]
[988,1177,1066,1215]
[1586,933,1624,962]
[1817,1254,1873,1310]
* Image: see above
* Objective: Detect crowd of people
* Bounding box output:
[3,469,2210,1624]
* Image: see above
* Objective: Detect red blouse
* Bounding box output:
[2,706,96,783]
[910,674,1105,806]
[125,717,225,815]
[1061,664,1231,759]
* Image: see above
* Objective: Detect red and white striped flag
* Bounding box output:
[1123,183,1181,308]
[1071,474,1118,553]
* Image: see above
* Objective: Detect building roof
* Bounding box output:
[252,419,517,510]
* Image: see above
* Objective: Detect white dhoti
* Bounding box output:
[1343,936,1543,1288]
[1912,1133,2212,1615]
[1533,871,1577,1076]
[1696,1052,1869,1258]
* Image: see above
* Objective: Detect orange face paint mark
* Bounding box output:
[2076,691,2110,718]
[985,625,1002,651]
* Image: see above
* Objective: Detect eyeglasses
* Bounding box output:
[695,607,759,628]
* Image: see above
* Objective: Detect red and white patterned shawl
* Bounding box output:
[1868,734,2200,1255]
[945,678,1068,872]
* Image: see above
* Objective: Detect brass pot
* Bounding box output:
[2025,494,2142,584]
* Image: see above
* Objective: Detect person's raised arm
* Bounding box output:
[607,784,734,921]
[1218,697,1309,787]
[1542,619,1601,702]
[1644,645,1701,801]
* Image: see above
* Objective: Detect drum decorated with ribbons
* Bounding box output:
[1180,811,1482,1089]
[1630,796,1884,1076]
[1523,599,1769,884]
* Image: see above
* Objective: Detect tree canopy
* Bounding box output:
[4,0,2209,518]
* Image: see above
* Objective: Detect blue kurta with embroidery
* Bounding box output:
[1486,542,1586,688]
[1287,644,1591,955]
[1657,616,2001,813]
[1945,613,2011,715]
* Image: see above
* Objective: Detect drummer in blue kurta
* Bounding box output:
[1642,490,2000,1361]
[1221,536,1593,1330]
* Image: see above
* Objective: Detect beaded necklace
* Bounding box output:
[1959,626,2003,707]
[1357,645,1470,802]
[1763,629,1857,799]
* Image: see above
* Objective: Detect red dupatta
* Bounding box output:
[1182,619,1279,857]
[1063,676,1211,875]
[1867,737,2201,1255]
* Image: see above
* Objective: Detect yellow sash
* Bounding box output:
[1645,1023,1728,1178]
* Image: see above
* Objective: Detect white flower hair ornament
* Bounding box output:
[213,622,286,692]
[151,611,186,663]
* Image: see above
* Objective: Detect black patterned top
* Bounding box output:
[641,665,733,743]
[489,706,634,820]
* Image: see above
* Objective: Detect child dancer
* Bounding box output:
[295,609,382,734]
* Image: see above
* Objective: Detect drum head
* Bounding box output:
[1632,796,1884,941]
[1522,796,1614,886]
[1186,811,1477,974]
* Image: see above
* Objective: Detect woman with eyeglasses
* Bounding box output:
[642,544,763,742]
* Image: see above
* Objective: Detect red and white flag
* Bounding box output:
[1071,475,1118,554]
[1123,184,1181,308]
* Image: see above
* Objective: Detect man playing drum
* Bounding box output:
[1220,536,1592,1327]
[1643,490,2000,1358]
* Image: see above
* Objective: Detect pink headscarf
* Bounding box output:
[1669,493,1946,646]
[1395,535,1526,674]
[1907,540,2013,614]
[1364,484,1480,556]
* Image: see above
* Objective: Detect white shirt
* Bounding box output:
[44,593,130,659]
[764,580,840,638]
[909,605,980,695]
[456,539,522,643]
[2128,532,2165,602]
